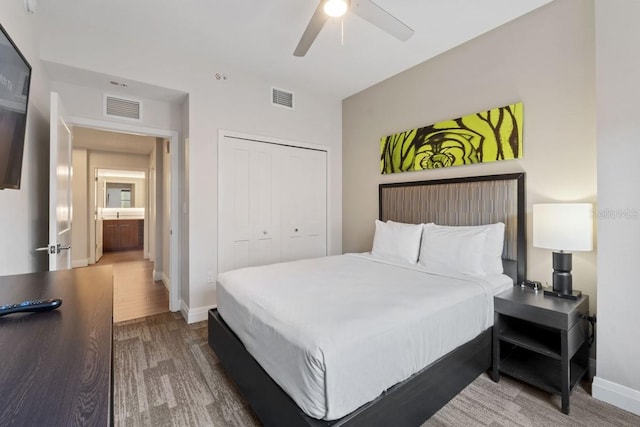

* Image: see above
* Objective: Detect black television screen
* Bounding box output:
[0,22,31,190]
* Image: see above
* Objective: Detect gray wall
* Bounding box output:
[343,0,598,312]
[593,0,640,414]
[0,3,51,275]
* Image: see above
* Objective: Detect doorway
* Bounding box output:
[89,166,169,322]
[96,168,146,257]
[68,121,180,318]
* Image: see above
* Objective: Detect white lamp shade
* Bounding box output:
[533,203,593,251]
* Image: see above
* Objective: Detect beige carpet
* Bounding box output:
[114,312,640,426]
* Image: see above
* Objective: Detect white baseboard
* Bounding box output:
[71,258,89,268]
[152,269,163,282]
[180,300,217,324]
[593,376,640,416]
[161,273,170,291]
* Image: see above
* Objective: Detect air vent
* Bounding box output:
[104,95,142,120]
[272,88,294,109]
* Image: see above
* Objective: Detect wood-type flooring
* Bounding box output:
[95,250,169,323]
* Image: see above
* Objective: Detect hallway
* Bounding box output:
[95,250,169,322]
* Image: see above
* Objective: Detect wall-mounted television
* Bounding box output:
[0,22,32,190]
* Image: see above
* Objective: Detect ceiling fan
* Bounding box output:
[293,0,414,57]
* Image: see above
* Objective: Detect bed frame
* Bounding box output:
[208,172,526,426]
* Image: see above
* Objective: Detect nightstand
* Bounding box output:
[492,286,589,415]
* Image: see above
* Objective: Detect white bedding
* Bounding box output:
[216,253,512,421]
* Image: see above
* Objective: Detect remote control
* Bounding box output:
[0,298,62,317]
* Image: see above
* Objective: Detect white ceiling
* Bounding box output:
[36,0,553,101]
[73,127,156,155]
[43,62,188,104]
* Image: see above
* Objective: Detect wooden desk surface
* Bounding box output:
[0,266,113,426]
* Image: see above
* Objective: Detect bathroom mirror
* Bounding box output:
[100,169,146,209]
[106,182,135,208]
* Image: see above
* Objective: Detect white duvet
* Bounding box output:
[216,254,512,421]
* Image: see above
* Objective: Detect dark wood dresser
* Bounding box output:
[0,266,113,426]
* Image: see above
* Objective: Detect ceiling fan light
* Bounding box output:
[323,0,348,18]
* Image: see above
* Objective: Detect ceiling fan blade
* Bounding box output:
[294,1,330,57]
[351,0,414,41]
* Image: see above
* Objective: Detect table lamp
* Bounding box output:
[533,203,593,300]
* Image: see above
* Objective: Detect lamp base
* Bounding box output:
[552,252,573,294]
[543,288,583,301]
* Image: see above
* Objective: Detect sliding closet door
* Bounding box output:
[218,137,282,273]
[219,135,327,273]
[280,148,327,262]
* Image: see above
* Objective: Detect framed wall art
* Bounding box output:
[380,103,523,174]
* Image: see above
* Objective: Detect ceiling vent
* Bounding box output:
[104,94,142,121]
[272,88,294,109]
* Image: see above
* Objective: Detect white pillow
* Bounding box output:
[425,223,505,274]
[371,220,423,264]
[418,223,488,275]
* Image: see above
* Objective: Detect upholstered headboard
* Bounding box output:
[379,173,526,284]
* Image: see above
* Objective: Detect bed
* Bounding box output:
[208,172,526,426]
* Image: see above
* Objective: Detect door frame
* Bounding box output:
[70,116,181,312]
[217,129,331,272]
[48,92,73,271]
[95,167,149,262]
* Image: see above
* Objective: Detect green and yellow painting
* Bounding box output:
[380,103,523,174]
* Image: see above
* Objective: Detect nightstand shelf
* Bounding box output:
[492,287,589,415]
[499,346,587,396]
[497,316,561,359]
